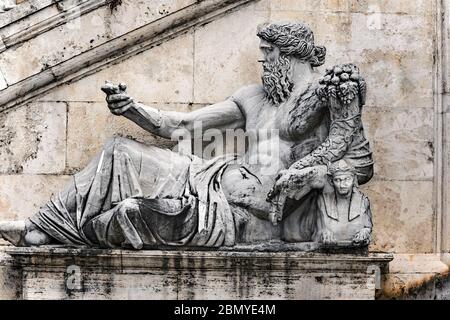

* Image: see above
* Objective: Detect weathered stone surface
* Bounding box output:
[193,2,269,103]
[363,181,434,254]
[0,102,66,174]
[0,248,20,300]
[363,108,434,181]
[0,0,196,85]
[0,0,444,299]
[381,273,439,299]
[39,33,194,103]
[66,102,203,170]
[380,253,450,299]
[271,0,433,15]
[0,175,71,221]
[7,247,393,300]
[371,140,433,181]
[270,12,434,109]
[0,0,54,29]
[389,254,449,274]
[0,70,7,91]
[447,112,450,253]
[0,1,59,38]
[0,5,433,255]
[348,0,433,15]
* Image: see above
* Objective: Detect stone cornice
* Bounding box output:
[0,0,112,52]
[7,246,394,273]
[0,0,55,29]
[0,0,255,113]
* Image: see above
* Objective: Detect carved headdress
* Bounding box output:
[327,159,357,177]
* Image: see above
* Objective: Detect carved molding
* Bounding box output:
[432,0,448,254]
[0,0,255,113]
[0,0,112,53]
[7,247,394,272]
[0,0,56,29]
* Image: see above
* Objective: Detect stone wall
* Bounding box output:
[0,0,448,298]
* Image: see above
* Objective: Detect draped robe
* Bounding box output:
[31,137,237,249]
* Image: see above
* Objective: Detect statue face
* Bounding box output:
[332,173,354,197]
[259,39,281,64]
[259,39,293,105]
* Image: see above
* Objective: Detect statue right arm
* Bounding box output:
[104,83,246,139]
[122,100,245,139]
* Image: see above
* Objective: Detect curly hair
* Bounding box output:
[257,22,326,67]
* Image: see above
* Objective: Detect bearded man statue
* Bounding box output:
[0,21,373,249]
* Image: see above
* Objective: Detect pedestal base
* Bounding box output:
[6,246,393,300]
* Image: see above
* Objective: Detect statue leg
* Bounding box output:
[1,137,192,247]
[0,219,51,246]
[0,221,26,246]
[0,144,100,247]
[24,220,52,246]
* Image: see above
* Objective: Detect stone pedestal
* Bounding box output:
[6,246,393,300]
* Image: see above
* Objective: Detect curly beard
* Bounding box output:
[261,55,294,105]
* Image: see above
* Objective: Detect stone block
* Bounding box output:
[0,3,59,39]
[371,140,433,181]
[0,175,71,221]
[349,13,433,109]
[40,33,194,103]
[363,180,434,254]
[389,254,449,274]
[436,274,450,300]
[0,0,196,85]
[0,248,20,300]
[6,247,393,300]
[381,273,438,299]
[348,0,432,15]
[66,102,203,170]
[0,68,7,90]
[354,50,433,109]
[270,0,432,17]
[269,11,434,109]
[270,0,351,13]
[446,112,450,252]
[0,102,66,174]
[348,13,433,52]
[193,2,270,103]
[379,254,450,299]
[363,108,434,180]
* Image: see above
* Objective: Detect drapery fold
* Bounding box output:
[31,137,236,249]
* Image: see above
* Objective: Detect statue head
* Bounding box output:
[257,22,326,105]
[328,159,356,197]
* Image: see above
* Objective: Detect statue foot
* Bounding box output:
[0,220,27,246]
[0,220,51,246]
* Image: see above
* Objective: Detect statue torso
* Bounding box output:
[221,82,328,218]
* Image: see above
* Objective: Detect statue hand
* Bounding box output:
[267,166,324,201]
[267,169,292,201]
[101,82,134,116]
[352,228,371,246]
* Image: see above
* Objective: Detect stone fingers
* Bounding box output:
[106,93,130,103]
[106,94,134,115]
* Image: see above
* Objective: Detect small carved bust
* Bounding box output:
[317,159,372,246]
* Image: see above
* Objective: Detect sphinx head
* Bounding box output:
[257,22,326,105]
[328,159,357,198]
